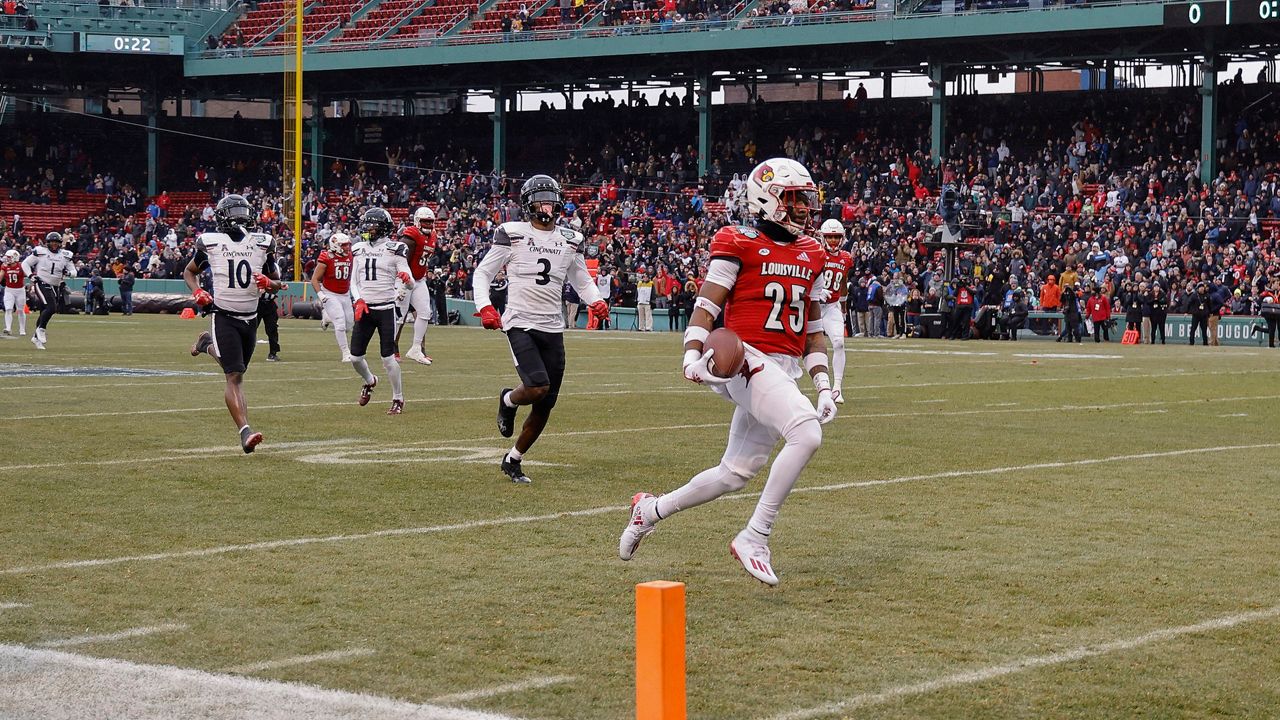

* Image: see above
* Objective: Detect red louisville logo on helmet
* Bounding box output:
[753,163,774,184]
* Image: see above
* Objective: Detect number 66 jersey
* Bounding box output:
[192,231,276,320]
[711,225,826,358]
[472,221,602,333]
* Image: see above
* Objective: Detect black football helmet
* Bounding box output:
[359,207,394,240]
[214,194,254,233]
[45,231,63,246]
[520,175,564,226]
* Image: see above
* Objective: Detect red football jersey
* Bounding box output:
[400,226,437,280]
[711,225,826,357]
[316,250,352,294]
[820,248,853,304]
[2,263,24,289]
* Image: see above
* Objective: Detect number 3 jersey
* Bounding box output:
[471,221,602,334]
[350,238,410,310]
[710,225,826,358]
[193,231,276,320]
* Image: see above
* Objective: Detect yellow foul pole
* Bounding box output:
[292,0,304,282]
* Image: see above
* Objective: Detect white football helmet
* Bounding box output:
[745,158,819,236]
[328,232,352,256]
[819,219,845,249]
[3,249,18,263]
[413,206,435,230]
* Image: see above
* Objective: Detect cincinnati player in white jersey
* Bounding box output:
[815,219,854,403]
[22,232,77,350]
[2,249,27,337]
[471,174,609,483]
[348,207,414,415]
[310,232,355,361]
[184,194,282,453]
[397,206,437,365]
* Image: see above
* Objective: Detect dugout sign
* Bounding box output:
[1164,0,1280,26]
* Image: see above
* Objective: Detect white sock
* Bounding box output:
[334,328,349,354]
[831,339,846,391]
[37,327,46,342]
[3,310,11,333]
[412,315,429,350]
[382,355,403,400]
[654,464,750,521]
[507,447,523,461]
[503,391,517,408]
[747,418,822,537]
[351,356,375,384]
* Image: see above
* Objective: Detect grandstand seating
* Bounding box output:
[226,0,317,47]
[331,0,432,43]
[263,0,367,46]
[386,0,477,41]
[460,0,551,36]
[0,191,106,238]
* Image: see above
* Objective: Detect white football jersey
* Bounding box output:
[471,221,602,334]
[350,238,410,309]
[195,231,275,319]
[22,246,76,286]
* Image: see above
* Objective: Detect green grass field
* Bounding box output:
[1,314,1279,719]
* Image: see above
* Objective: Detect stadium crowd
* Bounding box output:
[2,80,1280,343]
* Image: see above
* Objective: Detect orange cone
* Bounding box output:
[180,308,196,319]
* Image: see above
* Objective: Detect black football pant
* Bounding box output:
[258,298,280,354]
[1189,316,1209,345]
[32,281,58,330]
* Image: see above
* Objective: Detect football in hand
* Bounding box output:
[705,327,745,378]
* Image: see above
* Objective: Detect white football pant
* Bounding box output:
[4,287,25,335]
[820,302,846,391]
[397,278,432,350]
[321,290,353,356]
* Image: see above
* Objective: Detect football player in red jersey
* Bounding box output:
[816,219,854,403]
[310,232,354,361]
[619,158,837,586]
[397,206,437,365]
[2,249,27,337]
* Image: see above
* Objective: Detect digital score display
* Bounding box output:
[81,34,179,55]
[1163,0,1280,26]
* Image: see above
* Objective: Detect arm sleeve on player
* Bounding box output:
[704,258,739,291]
[471,243,511,309]
[348,251,364,303]
[810,266,828,296]
[568,253,603,305]
[21,254,36,279]
[191,239,210,272]
[394,252,411,283]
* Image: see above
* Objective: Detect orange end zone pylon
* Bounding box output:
[636,581,686,720]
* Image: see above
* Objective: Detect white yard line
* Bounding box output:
[5,442,1275,576]
[764,604,1280,720]
[223,648,377,674]
[37,623,188,649]
[0,602,29,610]
[429,675,575,704]
[1133,409,1169,414]
[0,644,524,720]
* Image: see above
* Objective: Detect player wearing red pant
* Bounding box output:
[619,158,837,586]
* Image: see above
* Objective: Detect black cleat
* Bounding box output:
[387,399,404,415]
[501,454,531,484]
[191,331,213,357]
[497,387,517,438]
[267,353,281,362]
[240,426,263,454]
[359,376,378,406]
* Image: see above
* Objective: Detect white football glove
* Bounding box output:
[816,389,838,425]
[683,348,732,385]
[812,288,832,303]
[394,288,407,304]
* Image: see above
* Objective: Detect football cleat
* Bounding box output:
[267,353,280,362]
[832,389,844,405]
[359,375,378,406]
[31,334,45,350]
[619,492,658,561]
[405,347,433,366]
[730,529,779,586]
[190,331,212,357]
[387,399,404,415]
[497,387,517,438]
[240,426,263,454]
[501,454,531,484]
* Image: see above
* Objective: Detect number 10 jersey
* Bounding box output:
[194,231,276,320]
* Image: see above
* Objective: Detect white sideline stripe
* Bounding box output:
[429,675,575,704]
[171,439,359,455]
[1013,352,1122,359]
[223,648,377,674]
[7,374,354,391]
[1133,409,1169,414]
[1219,413,1250,417]
[986,402,1019,407]
[38,623,188,648]
[0,602,29,610]
[6,443,1276,576]
[0,644,524,720]
[765,604,1280,720]
[844,348,998,356]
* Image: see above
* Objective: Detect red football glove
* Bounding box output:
[192,288,213,307]
[397,271,413,286]
[354,299,369,321]
[477,305,503,330]
[254,273,273,291]
[590,300,610,320]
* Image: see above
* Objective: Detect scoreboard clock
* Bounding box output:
[80,34,182,55]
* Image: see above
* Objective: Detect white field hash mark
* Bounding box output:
[223,648,377,674]
[0,644,524,720]
[3,442,1277,576]
[429,675,575,704]
[765,603,1280,720]
[37,623,188,649]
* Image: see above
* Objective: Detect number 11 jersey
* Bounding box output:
[194,231,276,320]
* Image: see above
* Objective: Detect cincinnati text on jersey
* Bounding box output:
[528,244,566,256]
[760,262,814,281]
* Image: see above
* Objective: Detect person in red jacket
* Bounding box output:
[1085,286,1112,342]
